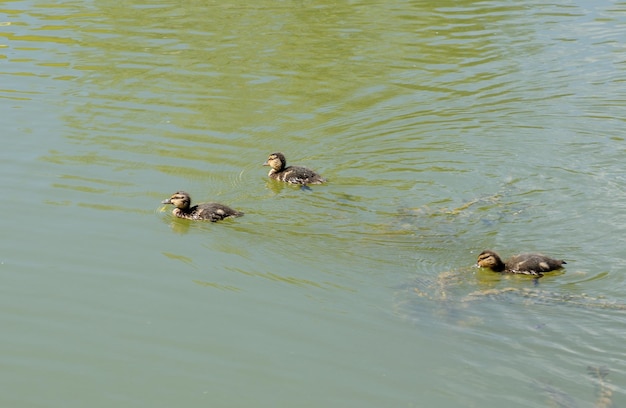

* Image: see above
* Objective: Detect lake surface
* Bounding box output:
[2,0,625,406]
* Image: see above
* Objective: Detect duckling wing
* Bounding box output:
[508,254,565,274]
[282,166,325,185]
[196,203,242,222]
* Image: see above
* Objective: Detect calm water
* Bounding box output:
[2,0,626,406]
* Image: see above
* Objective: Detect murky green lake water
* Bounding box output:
[2,0,626,406]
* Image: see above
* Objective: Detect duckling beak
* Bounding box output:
[262,161,269,166]
[161,198,172,204]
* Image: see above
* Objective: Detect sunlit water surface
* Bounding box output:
[2,0,626,407]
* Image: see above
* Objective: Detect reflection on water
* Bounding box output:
[2,0,626,407]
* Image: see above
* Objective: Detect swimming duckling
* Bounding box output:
[263,152,326,185]
[161,191,243,222]
[476,250,566,277]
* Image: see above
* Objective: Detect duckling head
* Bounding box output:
[263,152,286,171]
[476,250,505,272]
[162,191,191,211]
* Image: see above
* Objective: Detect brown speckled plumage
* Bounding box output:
[263,152,326,185]
[161,191,243,222]
[476,250,566,277]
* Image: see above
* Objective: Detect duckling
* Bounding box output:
[476,250,566,277]
[161,191,243,222]
[263,152,326,185]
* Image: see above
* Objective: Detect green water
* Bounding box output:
[2,0,625,406]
